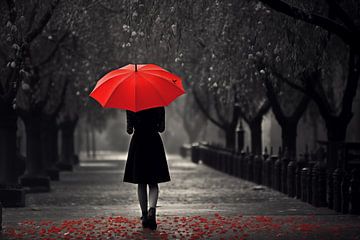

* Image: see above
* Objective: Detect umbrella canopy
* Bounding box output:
[89,64,185,112]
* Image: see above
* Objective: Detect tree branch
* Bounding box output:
[5,0,17,24]
[301,71,333,119]
[264,66,309,124]
[306,71,332,115]
[270,70,307,94]
[264,76,285,125]
[292,94,310,121]
[238,106,250,124]
[98,2,125,14]
[25,0,60,43]
[340,49,360,120]
[53,77,69,116]
[255,99,271,120]
[325,0,357,31]
[213,92,229,126]
[26,0,39,33]
[258,0,359,52]
[3,67,18,104]
[192,88,225,130]
[37,31,69,66]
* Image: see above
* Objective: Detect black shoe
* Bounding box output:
[141,211,149,228]
[147,207,157,230]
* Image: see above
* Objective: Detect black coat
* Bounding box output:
[123,107,170,184]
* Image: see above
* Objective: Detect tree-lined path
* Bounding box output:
[2,152,360,239]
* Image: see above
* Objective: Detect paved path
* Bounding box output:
[1,153,360,239]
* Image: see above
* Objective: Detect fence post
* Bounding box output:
[229,152,235,175]
[0,201,2,231]
[243,147,250,180]
[234,152,241,177]
[307,166,313,204]
[350,169,360,214]
[253,155,263,185]
[199,145,206,165]
[191,143,200,164]
[341,171,350,214]
[225,152,231,174]
[333,168,343,212]
[296,156,307,199]
[262,147,270,186]
[301,167,309,202]
[219,151,225,172]
[281,150,291,194]
[287,159,296,198]
[327,168,334,209]
[274,156,282,191]
[239,151,246,179]
[311,164,319,206]
[246,152,254,181]
[236,121,245,153]
[295,162,302,199]
[268,155,276,189]
[215,150,221,170]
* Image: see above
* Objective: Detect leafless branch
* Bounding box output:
[25,0,60,43]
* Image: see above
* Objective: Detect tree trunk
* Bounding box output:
[20,114,50,192]
[324,117,349,169]
[23,115,46,176]
[91,126,96,158]
[225,127,236,149]
[249,118,262,155]
[281,122,297,158]
[41,117,60,180]
[58,119,78,170]
[325,119,347,143]
[86,123,90,157]
[0,109,26,206]
[0,113,18,185]
[63,125,75,165]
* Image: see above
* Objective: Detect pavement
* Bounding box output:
[1,152,360,239]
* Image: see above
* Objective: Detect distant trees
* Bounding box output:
[174,0,359,159]
[258,0,360,143]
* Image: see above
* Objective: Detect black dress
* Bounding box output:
[123,107,171,184]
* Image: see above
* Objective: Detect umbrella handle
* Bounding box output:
[135,63,137,72]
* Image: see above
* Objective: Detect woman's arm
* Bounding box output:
[158,107,165,133]
[126,110,134,134]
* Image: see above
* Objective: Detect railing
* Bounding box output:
[181,142,360,215]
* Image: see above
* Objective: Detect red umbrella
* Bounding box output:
[89,64,185,112]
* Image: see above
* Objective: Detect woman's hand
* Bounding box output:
[157,107,165,133]
[126,110,134,134]
[158,122,165,133]
[127,126,133,134]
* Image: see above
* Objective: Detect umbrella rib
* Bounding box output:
[104,73,134,106]
[134,73,137,111]
[94,70,131,89]
[137,73,168,105]
[140,72,184,92]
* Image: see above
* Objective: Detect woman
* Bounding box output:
[123,106,170,230]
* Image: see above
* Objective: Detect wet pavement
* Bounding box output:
[1,152,360,239]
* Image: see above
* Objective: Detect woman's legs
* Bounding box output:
[137,183,159,212]
[137,183,148,215]
[147,183,159,230]
[148,183,159,208]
